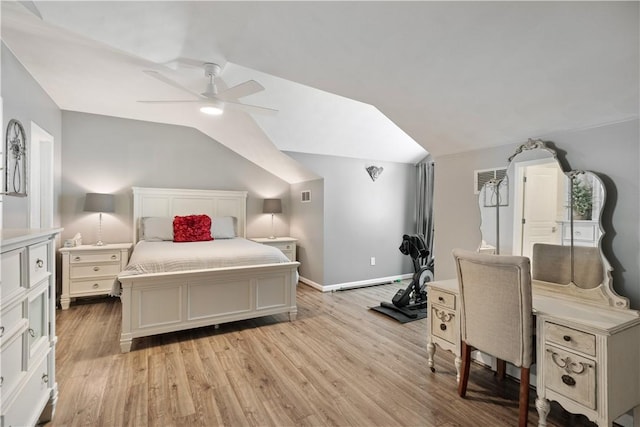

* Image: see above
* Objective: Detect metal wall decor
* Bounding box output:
[5,119,27,196]
[366,165,383,182]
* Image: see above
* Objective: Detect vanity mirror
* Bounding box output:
[478,138,628,308]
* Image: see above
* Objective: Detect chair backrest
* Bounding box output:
[531,243,603,289]
[453,249,533,368]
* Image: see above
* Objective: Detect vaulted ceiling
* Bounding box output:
[2,1,638,183]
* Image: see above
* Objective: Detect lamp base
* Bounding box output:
[268,236,276,240]
[95,240,105,246]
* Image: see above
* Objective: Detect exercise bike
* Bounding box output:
[379,234,434,319]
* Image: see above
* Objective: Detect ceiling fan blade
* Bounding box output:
[143,70,201,98]
[216,80,265,101]
[137,100,204,104]
[223,100,278,115]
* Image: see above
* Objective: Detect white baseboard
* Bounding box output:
[299,274,413,292]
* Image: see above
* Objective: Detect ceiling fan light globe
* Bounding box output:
[200,105,224,115]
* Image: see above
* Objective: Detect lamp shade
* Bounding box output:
[263,198,282,214]
[84,193,115,213]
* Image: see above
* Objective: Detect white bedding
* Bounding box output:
[113,238,294,295]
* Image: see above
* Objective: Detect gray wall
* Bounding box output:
[290,179,324,285]
[434,119,640,309]
[61,111,291,244]
[2,44,62,229]
[287,152,415,287]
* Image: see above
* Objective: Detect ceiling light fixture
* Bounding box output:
[200,105,224,115]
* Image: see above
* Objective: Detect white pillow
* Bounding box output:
[211,216,236,239]
[141,217,173,241]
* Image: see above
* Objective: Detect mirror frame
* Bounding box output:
[479,139,629,309]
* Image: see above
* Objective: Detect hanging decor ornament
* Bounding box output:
[4,119,27,196]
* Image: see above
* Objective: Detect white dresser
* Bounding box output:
[1,228,62,427]
[59,243,132,310]
[426,279,640,427]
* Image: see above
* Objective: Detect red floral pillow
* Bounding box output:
[173,215,213,242]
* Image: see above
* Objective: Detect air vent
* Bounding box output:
[474,168,507,194]
[301,190,311,203]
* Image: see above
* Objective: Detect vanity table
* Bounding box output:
[426,140,640,427]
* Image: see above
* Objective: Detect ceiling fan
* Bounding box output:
[138,62,277,115]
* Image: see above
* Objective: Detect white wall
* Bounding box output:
[1,44,62,229]
[290,179,324,285]
[287,152,415,288]
[61,111,292,244]
[434,119,640,309]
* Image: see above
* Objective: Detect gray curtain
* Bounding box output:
[416,159,435,261]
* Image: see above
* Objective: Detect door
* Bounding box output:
[29,122,54,228]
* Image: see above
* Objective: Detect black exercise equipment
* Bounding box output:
[379,234,433,319]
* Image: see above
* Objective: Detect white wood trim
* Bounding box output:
[303,273,413,293]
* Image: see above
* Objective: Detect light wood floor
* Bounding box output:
[48,283,597,427]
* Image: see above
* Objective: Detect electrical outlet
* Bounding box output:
[370,257,376,266]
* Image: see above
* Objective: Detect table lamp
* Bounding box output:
[263,198,282,239]
[84,192,115,246]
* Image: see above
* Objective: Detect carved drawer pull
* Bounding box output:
[93,266,100,271]
[563,335,571,342]
[111,255,117,260]
[42,373,49,384]
[74,256,81,261]
[439,323,447,331]
[547,349,593,375]
[93,283,99,289]
[36,259,44,268]
[561,375,576,386]
[28,328,36,337]
[433,308,454,323]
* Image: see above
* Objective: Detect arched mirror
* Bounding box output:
[478,139,628,308]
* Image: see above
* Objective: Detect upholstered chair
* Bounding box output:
[531,243,603,288]
[452,249,533,427]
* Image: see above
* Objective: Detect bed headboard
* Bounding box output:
[132,187,248,243]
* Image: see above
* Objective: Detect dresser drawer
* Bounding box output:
[430,288,456,310]
[1,249,26,298]
[544,345,596,409]
[1,300,25,340]
[70,263,121,279]
[2,353,50,427]
[430,306,457,344]
[70,278,115,295]
[70,251,120,264]
[1,331,26,402]
[28,243,50,287]
[544,322,596,357]
[563,223,596,242]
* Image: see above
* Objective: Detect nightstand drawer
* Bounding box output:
[430,288,456,310]
[270,242,295,252]
[545,322,596,357]
[70,251,120,264]
[430,306,457,344]
[70,278,114,295]
[544,345,596,409]
[71,263,121,279]
[28,244,50,286]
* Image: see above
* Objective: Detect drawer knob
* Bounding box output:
[93,283,99,289]
[0,376,3,387]
[439,323,447,331]
[0,326,4,337]
[74,256,81,261]
[563,335,571,342]
[28,328,36,337]
[438,296,444,302]
[42,373,49,384]
[111,255,117,260]
[93,266,100,272]
[575,231,582,236]
[36,259,44,268]
[561,375,576,387]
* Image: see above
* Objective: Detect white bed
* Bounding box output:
[117,187,299,353]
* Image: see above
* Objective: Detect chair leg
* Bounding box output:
[518,366,530,427]
[458,341,472,397]
[496,358,506,380]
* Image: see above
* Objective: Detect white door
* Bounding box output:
[520,164,561,258]
[29,122,54,228]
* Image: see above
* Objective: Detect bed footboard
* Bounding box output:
[118,262,299,352]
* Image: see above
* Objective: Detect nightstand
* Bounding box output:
[250,237,297,261]
[59,243,132,309]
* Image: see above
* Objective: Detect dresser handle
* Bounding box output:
[42,373,49,384]
[563,335,571,342]
[111,255,117,260]
[439,323,447,331]
[93,266,100,272]
[0,326,4,337]
[575,231,582,236]
[74,256,81,261]
[561,375,576,386]
[93,283,99,289]
[438,296,444,302]
[0,376,3,387]
[36,259,44,268]
[28,328,36,337]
